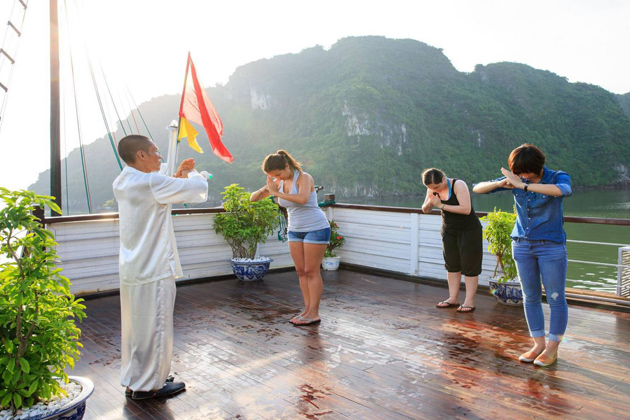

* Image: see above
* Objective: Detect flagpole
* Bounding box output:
[166,53,192,176]
[176,53,191,140]
[50,0,62,214]
[165,121,179,176]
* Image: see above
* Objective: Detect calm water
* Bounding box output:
[340,188,630,293]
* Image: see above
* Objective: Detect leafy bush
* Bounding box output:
[0,188,86,413]
[325,220,345,258]
[481,208,518,283]
[213,184,280,259]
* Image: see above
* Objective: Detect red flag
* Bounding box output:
[179,53,233,163]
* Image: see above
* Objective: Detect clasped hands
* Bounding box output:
[428,195,442,208]
[499,167,526,189]
[265,175,280,195]
[173,158,195,178]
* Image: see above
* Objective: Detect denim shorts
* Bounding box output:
[288,227,331,244]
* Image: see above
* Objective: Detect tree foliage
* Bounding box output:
[212,184,280,259]
[0,188,86,413]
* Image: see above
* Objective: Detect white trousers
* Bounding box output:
[120,277,176,391]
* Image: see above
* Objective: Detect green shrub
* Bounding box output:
[0,188,86,413]
[213,184,280,259]
[481,208,518,283]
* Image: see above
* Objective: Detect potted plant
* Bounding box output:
[0,188,93,419]
[481,208,523,305]
[213,184,280,281]
[322,220,345,271]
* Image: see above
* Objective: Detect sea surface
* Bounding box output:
[340,188,630,294]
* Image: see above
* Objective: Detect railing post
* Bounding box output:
[324,193,335,221]
[410,213,420,276]
[618,246,630,298]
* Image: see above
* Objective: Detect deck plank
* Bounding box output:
[70,269,630,419]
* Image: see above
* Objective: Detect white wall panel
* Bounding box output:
[50,213,294,296]
[50,207,503,295]
[329,208,499,286]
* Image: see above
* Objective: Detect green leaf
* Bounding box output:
[1,392,12,408]
[12,392,22,409]
[18,358,30,373]
[28,379,39,395]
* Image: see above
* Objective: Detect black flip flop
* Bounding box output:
[436,301,459,308]
[457,305,476,313]
[293,318,321,326]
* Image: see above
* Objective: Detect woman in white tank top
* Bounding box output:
[250,150,330,326]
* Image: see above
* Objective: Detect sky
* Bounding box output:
[0,0,629,193]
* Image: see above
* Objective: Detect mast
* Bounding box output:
[50,0,62,213]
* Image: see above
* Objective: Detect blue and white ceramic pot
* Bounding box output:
[489,279,523,306]
[321,256,341,271]
[24,376,94,420]
[230,257,273,281]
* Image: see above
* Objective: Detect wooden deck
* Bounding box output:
[72,269,630,419]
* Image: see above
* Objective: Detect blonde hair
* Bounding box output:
[262,150,302,173]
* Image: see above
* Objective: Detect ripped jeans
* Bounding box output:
[512,239,568,343]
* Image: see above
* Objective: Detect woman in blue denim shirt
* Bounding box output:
[473,144,572,367]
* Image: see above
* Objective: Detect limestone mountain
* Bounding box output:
[29,36,630,213]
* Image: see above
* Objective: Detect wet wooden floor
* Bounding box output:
[73,269,630,419]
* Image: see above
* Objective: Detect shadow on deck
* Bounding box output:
[73,269,630,419]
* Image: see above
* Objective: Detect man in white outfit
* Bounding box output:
[113,134,208,400]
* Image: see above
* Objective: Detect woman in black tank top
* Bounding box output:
[421,168,483,313]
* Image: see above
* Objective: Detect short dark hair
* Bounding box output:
[508,143,545,175]
[118,135,152,164]
[422,168,446,186]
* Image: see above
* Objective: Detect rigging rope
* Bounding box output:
[118,92,134,134]
[63,0,92,213]
[124,82,155,141]
[85,52,123,170]
[62,88,69,213]
[71,0,122,171]
[129,107,140,133]
[98,61,128,137]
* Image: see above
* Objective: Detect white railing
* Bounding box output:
[44,205,630,299]
[323,206,497,283]
[48,212,295,295]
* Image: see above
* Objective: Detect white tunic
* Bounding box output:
[113,166,208,286]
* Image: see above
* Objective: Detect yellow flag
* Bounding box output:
[178,117,203,153]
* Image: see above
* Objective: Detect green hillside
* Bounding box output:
[29,36,630,214]
[618,92,630,120]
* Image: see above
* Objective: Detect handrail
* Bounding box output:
[567,239,629,247]
[329,203,630,226]
[37,202,630,227]
[39,206,225,224]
